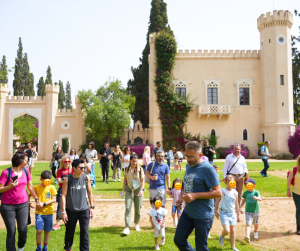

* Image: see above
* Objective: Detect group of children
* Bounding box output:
[214,166,262,251]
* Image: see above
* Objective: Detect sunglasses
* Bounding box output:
[64,160,71,163]
[77,166,85,170]
[157,156,164,158]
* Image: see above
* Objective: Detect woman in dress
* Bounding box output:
[122,146,131,172]
[111,145,123,182]
[119,154,145,235]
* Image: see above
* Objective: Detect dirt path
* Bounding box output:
[0,199,299,250]
[252,170,288,179]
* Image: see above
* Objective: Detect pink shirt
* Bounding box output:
[143,153,150,166]
[0,168,31,205]
[171,188,183,206]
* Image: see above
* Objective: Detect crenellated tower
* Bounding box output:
[258,10,294,153]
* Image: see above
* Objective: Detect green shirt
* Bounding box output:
[242,190,260,213]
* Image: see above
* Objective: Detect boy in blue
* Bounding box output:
[174,141,222,251]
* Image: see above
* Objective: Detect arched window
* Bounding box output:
[138,125,140,131]
[211,129,216,136]
[243,129,248,140]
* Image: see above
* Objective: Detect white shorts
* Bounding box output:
[149,189,167,207]
[154,227,165,238]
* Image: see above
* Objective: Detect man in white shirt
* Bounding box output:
[223,144,249,211]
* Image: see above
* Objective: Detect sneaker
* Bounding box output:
[180,169,182,171]
[208,232,211,238]
[122,227,130,235]
[52,223,60,230]
[18,248,25,251]
[254,231,259,239]
[219,235,224,246]
[106,180,109,184]
[103,178,105,182]
[118,179,121,182]
[244,236,250,243]
[155,244,160,250]
[173,218,177,226]
[160,237,165,245]
[113,179,116,182]
[260,172,265,177]
[36,247,42,251]
[42,247,48,251]
[135,224,140,231]
[297,227,300,235]
[231,248,239,251]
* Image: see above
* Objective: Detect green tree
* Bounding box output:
[293,10,300,125]
[58,80,65,109]
[12,38,23,96]
[65,81,72,109]
[36,77,46,97]
[23,53,35,96]
[62,137,69,153]
[78,79,136,144]
[13,115,38,143]
[45,66,53,86]
[127,0,173,128]
[0,55,8,84]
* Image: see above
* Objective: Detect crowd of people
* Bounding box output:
[0,140,299,251]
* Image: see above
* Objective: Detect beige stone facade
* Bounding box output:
[0,84,86,161]
[148,10,295,155]
[120,120,150,145]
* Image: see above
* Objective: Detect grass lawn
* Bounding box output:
[0,226,266,251]
[0,162,290,198]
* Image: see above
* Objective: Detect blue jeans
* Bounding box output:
[174,210,213,251]
[167,159,171,169]
[91,163,95,173]
[261,159,270,175]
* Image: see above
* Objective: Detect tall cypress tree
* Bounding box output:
[23,53,35,96]
[127,0,173,128]
[12,38,23,96]
[45,66,53,86]
[58,80,65,109]
[65,81,72,109]
[36,77,46,97]
[0,55,8,85]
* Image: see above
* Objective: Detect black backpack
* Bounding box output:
[0,167,28,200]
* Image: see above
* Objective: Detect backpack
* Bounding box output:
[0,167,28,200]
[258,147,262,157]
[287,167,297,186]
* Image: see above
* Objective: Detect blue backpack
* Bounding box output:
[0,167,28,200]
[258,147,262,157]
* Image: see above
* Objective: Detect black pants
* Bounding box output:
[64,208,90,251]
[1,202,29,251]
[101,162,110,180]
[56,187,63,219]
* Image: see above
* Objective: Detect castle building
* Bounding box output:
[0,84,86,160]
[148,10,294,154]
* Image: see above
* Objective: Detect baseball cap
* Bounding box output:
[244,178,256,185]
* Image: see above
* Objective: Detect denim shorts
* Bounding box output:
[35,214,53,232]
[172,205,182,215]
[220,212,237,226]
[246,212,259,225]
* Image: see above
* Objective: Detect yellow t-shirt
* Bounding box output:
[34,184,57,215]
[293,172,300,196]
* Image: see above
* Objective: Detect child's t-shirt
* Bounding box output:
[242,189,260,213]
[219,188,238,213]
[148,207,168,230]
[171,188,182,206]
[34,184,57,215]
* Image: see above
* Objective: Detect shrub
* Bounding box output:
[288,126,300,157]
[257,142,265,149]
[201,134,220,148]
[216,144,250,159]
[125,144,154,158]
[216,147,230,159]
[280,153,294,160]
[62,137,69,153]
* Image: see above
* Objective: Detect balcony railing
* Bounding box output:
[198,105,231,120]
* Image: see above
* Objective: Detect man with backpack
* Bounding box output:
[203,139,216,165]
[61,159,94,251]
[260,141,272,177]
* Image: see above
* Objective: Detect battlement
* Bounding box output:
[56,109,76,116]
[257,10,293,31]
[0,84,9,94]
[176,49,260,59]
[45,84,59,93]
[6,96,46,103]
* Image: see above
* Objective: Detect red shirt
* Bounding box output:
[56,168,74,187]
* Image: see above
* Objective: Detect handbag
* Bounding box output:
[213,154,217,159]
[145,162,154,185]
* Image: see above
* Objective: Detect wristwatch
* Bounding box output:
[43,202,47,207]
[35,198,39,202]
[142,188,145,191]
[168,188,172,191]
[90,206,95,209]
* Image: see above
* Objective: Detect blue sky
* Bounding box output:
[0,0,299,107]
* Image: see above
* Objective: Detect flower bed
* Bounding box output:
[125,144,154,158]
